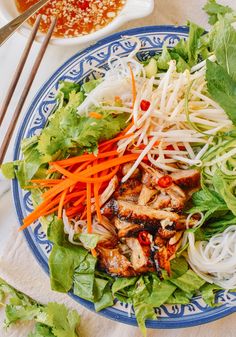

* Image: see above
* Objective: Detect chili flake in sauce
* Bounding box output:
[15,0,126,38]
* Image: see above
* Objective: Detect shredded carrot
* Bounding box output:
[46,157,131,198]
[72,194,87,207]
[89,112,103,119]
[128,63,137,109]
[50,150,118,168]
[58,189,68,219]
[69,161,92,192]
[42,154,137,201]
[99,133,134,148]
[114,96,123,105]
[93,160,102,224]
[80,208,87,220]
[43,206,59,216]
[86,179,92,234]
[91,249,97,257]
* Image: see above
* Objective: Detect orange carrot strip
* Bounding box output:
[89,112,103,119]
[128,63,137,109]
[93,159,102,224]
[120,120,134,135]
[58,189,68,219]
[43,206,59,216]
[80,208,87,220]
[19,195,61,231]
[47,164,119,185]
[50,151,118,168]
[99,133,134,148]
[94,184,102,223]
[69,161,92,192]
[91,249,97,257]
[72,194,87,207]
[86,180,92,234]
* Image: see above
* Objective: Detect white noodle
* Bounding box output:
[187,226,236,289]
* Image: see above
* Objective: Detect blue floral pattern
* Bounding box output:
[12,26,236,329]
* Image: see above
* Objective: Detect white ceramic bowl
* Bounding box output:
[0,0,154,46]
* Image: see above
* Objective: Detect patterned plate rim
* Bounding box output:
[12,25,236,329]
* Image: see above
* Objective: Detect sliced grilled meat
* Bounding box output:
[114,218,142,238]
[97,246,136,277]
[158,227,176,240]
[138,185,156,205]
[126,238,154,273]
[170,169,200,188]
[165,184,187,210]
[102,199,179,225]
[114,178,142,202]
[149,193,171,209]
[122,163,141,179]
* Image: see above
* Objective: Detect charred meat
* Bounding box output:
[93,163,200,277]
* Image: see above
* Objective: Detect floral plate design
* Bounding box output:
[12,26,236,329]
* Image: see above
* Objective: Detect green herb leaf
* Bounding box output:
[204,0,234,25]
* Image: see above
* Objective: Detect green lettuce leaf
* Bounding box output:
[200,283,221,307]
[73,254,97,302]
[212,169,236,216]
[170,270,205,294]
[48,217,88,293]
[166,289,192,305]
[131,278,156,337]
[211,18,236,81]
[94,284,113,312]
[156,45,172,70]
[206,60,236,125]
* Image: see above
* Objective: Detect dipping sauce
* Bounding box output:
[15,0,126,38]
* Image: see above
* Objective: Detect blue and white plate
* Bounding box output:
[12,26,236,329]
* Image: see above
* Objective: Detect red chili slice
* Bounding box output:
[157,175,173,188]
[78,0,90,10]
[138,231,151,245]
[140,99,151,111]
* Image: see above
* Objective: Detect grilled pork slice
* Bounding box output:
[170,169,200,188]
[126,237,154,273]
[114,218,141,238]
[122,163,140,179]
[157,227,176,240]
[149,193,171,209]
[154,236,182,274]
[115,178,142,202]
[97,246,136,277]
[102,199,179,225]
[165,184,187,210]
[138,185,157,205]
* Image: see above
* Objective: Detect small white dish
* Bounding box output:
[0,0,154,46]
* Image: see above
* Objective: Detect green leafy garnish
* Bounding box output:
[0,278,80,337]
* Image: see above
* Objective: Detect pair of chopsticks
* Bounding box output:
[0,15,57,165]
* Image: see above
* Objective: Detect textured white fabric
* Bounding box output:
[1,1,236,336]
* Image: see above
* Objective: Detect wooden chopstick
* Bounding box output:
[0,15,42,126]
[0,17,57,165]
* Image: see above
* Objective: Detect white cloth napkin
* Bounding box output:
[1,1,236,336]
